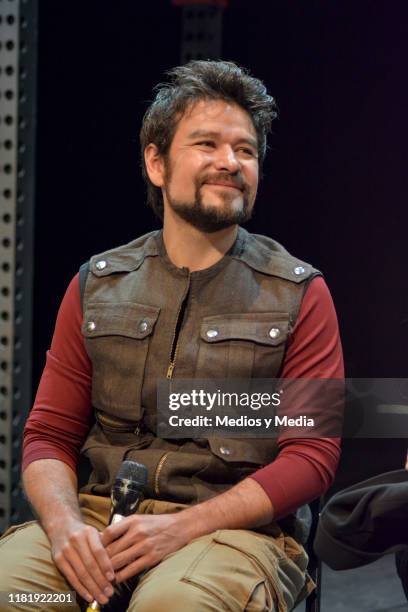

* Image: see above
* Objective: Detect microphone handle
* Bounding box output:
[84,513,125,612]
[85,510,142,611]
[83,472,147,611]
[85,603,101,611]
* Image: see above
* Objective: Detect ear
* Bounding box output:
[144,143,165,188]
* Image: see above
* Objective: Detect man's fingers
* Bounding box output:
[104,517,149,556]
[65,545,112,605]
[87,528,115,581]
[72,532,114,597]
[53,548,108,605]
[110,541,147,571]
[54,556,93,604]
[50,523,116,606]
[115,555,153,584]
[106,532,137,558]
[101,518,131,546]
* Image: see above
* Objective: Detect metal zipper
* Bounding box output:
[166,342,180,379]
[166,362,175,379]
[166,320,179,379]
[154,451,172,496]
[96,410,141,434]
[166,277,190,379]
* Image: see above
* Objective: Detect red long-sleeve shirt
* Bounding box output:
[23,274,344,518]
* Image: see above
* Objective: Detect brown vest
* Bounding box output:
[79,227,320,538]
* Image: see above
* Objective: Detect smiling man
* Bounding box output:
[0,61,343,611]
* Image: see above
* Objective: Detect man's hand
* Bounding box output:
[50,517,115,606]
[23,460,116,606]
[101,514,187,583]
[100,478,274,584]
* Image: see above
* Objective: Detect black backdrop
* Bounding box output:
[33,1,408,482]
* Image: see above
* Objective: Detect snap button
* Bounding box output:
[293,266,305,276]
[219,446,231,456]
[138,320,148,333]
[95,259,107,271]
[269,327,280,339]
[206,329,219,339]
[87,321,96,332]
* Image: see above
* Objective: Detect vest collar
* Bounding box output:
[90,226,316,284]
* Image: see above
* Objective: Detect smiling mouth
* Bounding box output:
[204,183,243,192]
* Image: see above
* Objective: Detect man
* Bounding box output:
[0,61,343,611]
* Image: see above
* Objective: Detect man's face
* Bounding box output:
[162,99,259,232]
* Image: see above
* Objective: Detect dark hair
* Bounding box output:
[140,60,278,220]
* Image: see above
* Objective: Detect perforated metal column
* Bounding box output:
[0,0,37,533]
[180,3,224,63]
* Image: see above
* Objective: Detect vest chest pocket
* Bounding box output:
[82,301,160,421]
[195,312,290,379]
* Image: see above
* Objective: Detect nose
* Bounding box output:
[213,145,240,173]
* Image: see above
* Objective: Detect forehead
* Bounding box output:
[173,99,257,141]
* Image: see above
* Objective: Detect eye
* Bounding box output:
[238,147,256,157]
[196,141,215,148]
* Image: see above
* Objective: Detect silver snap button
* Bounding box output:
[219,446,231,456]
[87,321,96,332]
[293,266,305,276]
[206,329,219,339]
[95,259,107,271]
[269,327,280,339]
[138,320,148,333]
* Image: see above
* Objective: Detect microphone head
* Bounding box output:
[115,460,148,488]
[111,461,148,517]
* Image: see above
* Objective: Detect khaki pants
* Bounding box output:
[0,495,313,612]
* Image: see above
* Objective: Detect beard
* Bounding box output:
[163,169,254,233]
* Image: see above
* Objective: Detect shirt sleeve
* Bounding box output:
[22,273,93,473]
[249,275,344,519]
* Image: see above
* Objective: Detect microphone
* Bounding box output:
[109,460,148,524]
[85,460,148,612]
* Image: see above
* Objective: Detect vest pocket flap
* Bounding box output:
[209,437,274,466]
[82,301,160,339]
[200,313,289,346]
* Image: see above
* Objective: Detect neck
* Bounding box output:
[162,209,238,272]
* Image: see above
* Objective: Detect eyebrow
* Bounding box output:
[187,130,258,150]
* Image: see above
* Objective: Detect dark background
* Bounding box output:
[33,1,408,482]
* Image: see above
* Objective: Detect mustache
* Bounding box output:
[199,172,246,192]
